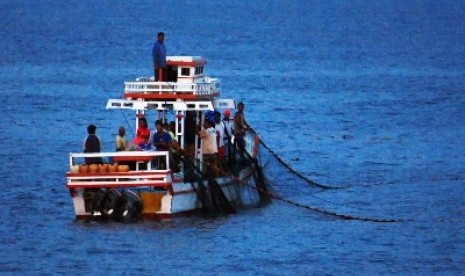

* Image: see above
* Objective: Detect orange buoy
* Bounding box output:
[108,163,117,173]
[118,165,129,172]
[98,164,108,173]
[79,164,88,173]
[89,164,98,174]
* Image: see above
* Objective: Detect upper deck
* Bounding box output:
[123,56,221,101]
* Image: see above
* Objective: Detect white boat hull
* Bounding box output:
[70,165,261,220]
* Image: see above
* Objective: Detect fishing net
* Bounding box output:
[257,138,403,222]
[177,146,270,217]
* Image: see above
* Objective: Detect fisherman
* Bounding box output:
[222,109,234,165]
[149,120,172,169]
[115,126,127,151]
[83,124,103,164]
[133,117,150,146]
[199,119,219,177]
[236,102,250,128]
[163,121,176,141]
[234,110,247,150]
[150,120,172,151]
[152,32,167,81]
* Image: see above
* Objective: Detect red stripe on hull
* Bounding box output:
[67,182,170,189]
[66,171,168,177]
[166,60,207,67]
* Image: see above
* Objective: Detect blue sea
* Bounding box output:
[1,0,464,274]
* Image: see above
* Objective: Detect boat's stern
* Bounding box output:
[66,151,174,221]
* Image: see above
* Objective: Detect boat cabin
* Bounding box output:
[166,56,207,83]
[123,56,220,101]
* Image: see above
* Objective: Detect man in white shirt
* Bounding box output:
[199,119,219,177]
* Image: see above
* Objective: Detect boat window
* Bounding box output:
[181,68,190,76]
[195,66,204,75]
[167,65,177,82]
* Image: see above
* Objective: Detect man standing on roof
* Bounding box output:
[152,32,167,81]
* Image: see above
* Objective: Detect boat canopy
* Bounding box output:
[106,98,236,112]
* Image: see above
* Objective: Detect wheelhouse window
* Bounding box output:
[181,68,190,76]
[195,66,204,75]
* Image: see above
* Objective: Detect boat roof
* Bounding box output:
[167,56,207,67]
[106,98,236,112]
[118,55,224,102]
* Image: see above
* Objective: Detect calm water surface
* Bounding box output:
[0,0,464,274]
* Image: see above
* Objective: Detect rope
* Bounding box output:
[215,159,405,222]
[240,179,406,223]
[270,191,406,222]
[247,128,349,189]
[288,184,375,211]
[205,141,406,223]
[259,138,349,189]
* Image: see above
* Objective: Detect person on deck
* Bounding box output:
[152,32,167,81]
[163,121,176,141]
[169,121,177,142]
[83,124,103,164]
[133,117,150,146]
[115,126,127,151]
[149,120,172,170]
[151,120,172,151]
[233,102,251,154]
[234,110,248,150]
[199,119,219,177]
[236,102,250,128]
[222,109,234,165]
[183,110,197,159]
[169,140,184,173]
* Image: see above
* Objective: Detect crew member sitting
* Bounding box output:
[133,117,150,147]
[150,120,172,169]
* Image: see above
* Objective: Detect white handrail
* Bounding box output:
[123,79,220,95]
[69,151,170,171]
[70,151,168,158]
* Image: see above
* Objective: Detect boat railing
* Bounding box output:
[123,77,221,98]
[66,151,171,189]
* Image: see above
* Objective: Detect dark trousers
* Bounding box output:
[154,67,167,81]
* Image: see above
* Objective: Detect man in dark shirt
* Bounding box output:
[150,120,172,170]
[152,32,167,81]
[151,121,172,151]
[84,124,103,164]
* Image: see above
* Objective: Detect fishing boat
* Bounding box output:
[66,56,269,221]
